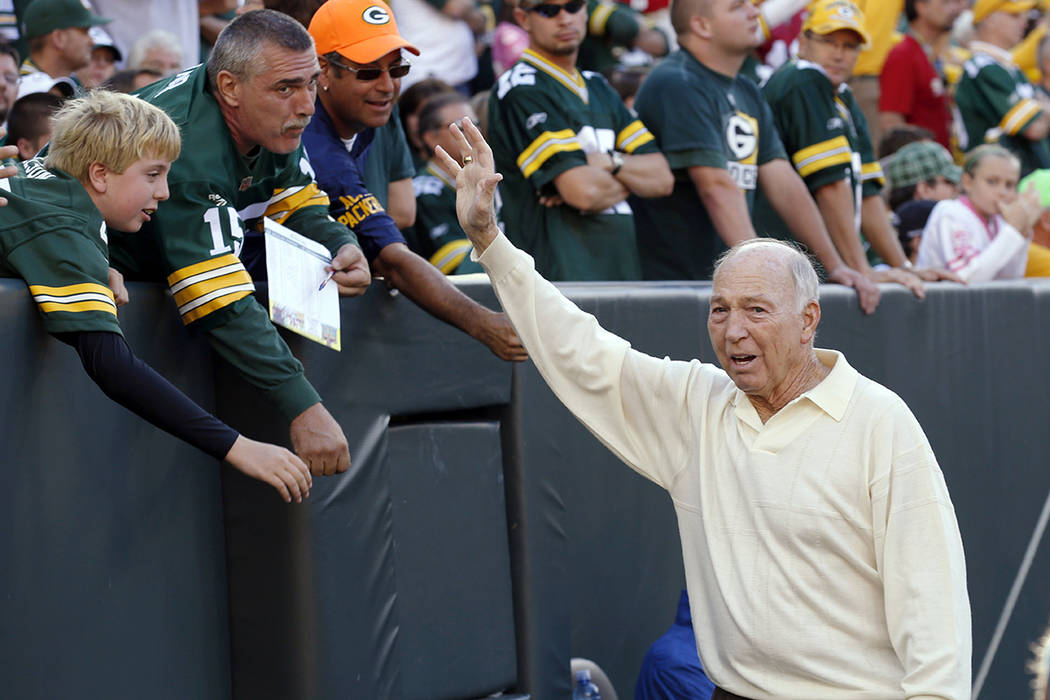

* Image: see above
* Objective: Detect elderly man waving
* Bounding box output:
[438,120,972,699]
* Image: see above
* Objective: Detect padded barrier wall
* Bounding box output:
[1,276,1048,699]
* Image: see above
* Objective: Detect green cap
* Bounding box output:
[1019,169,1050,209]
[885,140,962,190]
[22,0,111,40]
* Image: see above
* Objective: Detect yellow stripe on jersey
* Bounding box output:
[791,136,853,177]
[29,282,117,316]
[617,121,655,153]
[1000,98,1042,136]
[263,183,330,225]
[589,2,616,35]
[860,162,885,185]
[167,254,255,325]
[517,129,581,178]
[429,239,474,275]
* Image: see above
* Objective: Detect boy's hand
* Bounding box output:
[108,267,129,306]
[329,243,371,297]
[224,435,312,503]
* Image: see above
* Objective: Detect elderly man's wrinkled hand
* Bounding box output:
[434,119,503,254]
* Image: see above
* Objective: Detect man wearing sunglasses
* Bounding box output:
[487,0,674,281]
[300,0,528,362]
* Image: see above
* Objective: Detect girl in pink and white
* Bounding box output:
[916,144,1042,282]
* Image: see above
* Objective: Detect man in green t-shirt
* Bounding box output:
[956,0,1050,177]
[631,0,878,313]
[759,0,957,293]
[488,0,673,281]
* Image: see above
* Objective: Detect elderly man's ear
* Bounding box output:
[802,301,821,344]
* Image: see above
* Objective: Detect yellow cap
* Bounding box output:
[972,0,1037,23]
[803,0,871,49]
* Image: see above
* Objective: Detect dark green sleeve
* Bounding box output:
[753,86,788,166]
[204,295,321,421]
[6,227,122,336]
[588,0,640,46]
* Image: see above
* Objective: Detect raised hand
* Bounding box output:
[433,119,503,254]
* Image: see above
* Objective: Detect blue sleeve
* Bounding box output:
[634,628,716,700]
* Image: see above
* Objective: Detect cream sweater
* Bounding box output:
[477,233,971,699]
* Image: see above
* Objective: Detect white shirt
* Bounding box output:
[476,233,972,699]
[916,197,1028,281]
[389,0,477,89]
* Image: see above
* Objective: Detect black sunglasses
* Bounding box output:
[528,0,586,18]
[330,57,412,81]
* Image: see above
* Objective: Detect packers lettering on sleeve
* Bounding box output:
[30,282,116,316]
[167,254,255,325]
[336,192,384,228]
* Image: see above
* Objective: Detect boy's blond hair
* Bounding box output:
[45,90,181,183]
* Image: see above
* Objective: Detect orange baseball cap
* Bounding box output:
[309,0,419,64]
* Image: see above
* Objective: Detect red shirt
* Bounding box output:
[879,34,952,148]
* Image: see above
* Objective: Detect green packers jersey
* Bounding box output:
[108,64,358,420]
[578,0,642,73]
[410,162,483,275]
[488,48,657,281]
[756,59,885,241]
[0,159,119,336]
[632,49,787,280]
[956,43,1050,176]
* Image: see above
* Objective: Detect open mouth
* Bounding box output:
[142,208,155,220]
[730,354,756,368]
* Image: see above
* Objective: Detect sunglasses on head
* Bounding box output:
[331,56,412,81]
[527,0,586,18]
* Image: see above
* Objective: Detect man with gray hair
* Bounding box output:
[107,9,371,477]
[127,29,183,77]
[440,120,973,699]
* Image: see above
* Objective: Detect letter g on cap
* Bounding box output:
[362,5,390,23]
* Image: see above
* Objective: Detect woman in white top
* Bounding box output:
[916,144,1042,282]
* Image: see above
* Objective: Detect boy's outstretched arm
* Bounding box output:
[55,330,312,503]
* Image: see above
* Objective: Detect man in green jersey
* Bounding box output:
[956,0,1050,176]
[108,10,371,477]
[631,0,879,313]
[760,0,958,293]
[488,0,673,281]
[1,90,312,503]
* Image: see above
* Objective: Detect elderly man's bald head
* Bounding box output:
[713,239,820,313]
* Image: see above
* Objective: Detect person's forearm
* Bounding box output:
[612,152,674,199]
[58,330,239,460]
[760,165,851,274]
[811,179,872,271]
[377,243,495,340]
[555,166,630,213]
[878,111,906,136]
[861,195,909,268]
[689,167,755,247]
[205,300,321,422]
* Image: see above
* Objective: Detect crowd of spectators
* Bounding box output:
[7,0,1050,307]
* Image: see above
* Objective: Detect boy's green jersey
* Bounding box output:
[0,159,120,336]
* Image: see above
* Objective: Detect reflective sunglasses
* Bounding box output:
[331,56,412,81]
[528,0,586,18]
